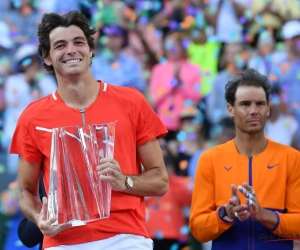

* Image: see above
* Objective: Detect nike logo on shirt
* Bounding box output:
[267,164,279,169]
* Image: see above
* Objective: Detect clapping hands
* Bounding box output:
[230,182,263,222]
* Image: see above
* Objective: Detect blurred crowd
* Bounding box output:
[0,0,300,249]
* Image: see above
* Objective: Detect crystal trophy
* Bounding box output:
[47,122,115,226]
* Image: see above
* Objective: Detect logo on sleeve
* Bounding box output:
[267,164,279,169]
[224,166,232,171]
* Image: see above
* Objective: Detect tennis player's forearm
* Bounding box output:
[190,211,234,242]
[125,167,168,197]
[256,208,278,231]
[19,189,42,225]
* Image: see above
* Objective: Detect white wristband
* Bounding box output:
[223,215,234,223]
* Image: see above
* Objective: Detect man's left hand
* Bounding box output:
[97,158,126,192]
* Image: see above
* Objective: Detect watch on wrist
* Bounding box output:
[219,205,234,223]
[124,175,133,192]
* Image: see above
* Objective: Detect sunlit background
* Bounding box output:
[0,0,300,249]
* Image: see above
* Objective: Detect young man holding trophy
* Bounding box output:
[10,11,169,250]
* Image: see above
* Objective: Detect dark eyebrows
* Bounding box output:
[238,100,250,105]
[52,40,65,48]
[257,100,267,104]
[73,36,87,42]
[52,36,87,47]
[238,100,267,104]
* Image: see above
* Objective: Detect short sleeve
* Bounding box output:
[9,114,43,163]
[131,88,168,146]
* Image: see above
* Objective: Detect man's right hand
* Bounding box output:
[37,197,72,237]
[229,184,240,206]
[224,184,241,219]
[229,184,250,222]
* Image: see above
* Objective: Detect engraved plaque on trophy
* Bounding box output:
[47,122,115,226]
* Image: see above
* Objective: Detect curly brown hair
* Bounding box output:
[225,68,271,106]
[37,11,97,74]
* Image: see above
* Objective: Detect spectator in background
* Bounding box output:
[2,44,57,174]
[168,105,206,176]
[90,0,124,28]
[187,28,222,98]
[205,0,246,43]
[150,31,201,141]
[0,21,13,79]
[270,20,300,149]
[0,21,14,147]
[92,24,146,92]
[145,141,192,250]
[265,85,298,147]
[247,30,276,76]
[207,43,248,124]
[249,0,300,23]
[0,0,42,46]
[246,4,283,45]
[148,0,220,97]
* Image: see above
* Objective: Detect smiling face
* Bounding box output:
[227,86,270,135]
[44,25,92,77]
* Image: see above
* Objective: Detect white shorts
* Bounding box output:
[45,234,153,250]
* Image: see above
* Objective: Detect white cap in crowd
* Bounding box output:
[14,44,38,63]
[282,20,300,40]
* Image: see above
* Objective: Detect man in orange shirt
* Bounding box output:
[190,69,300,250]
[10,11,169,250]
